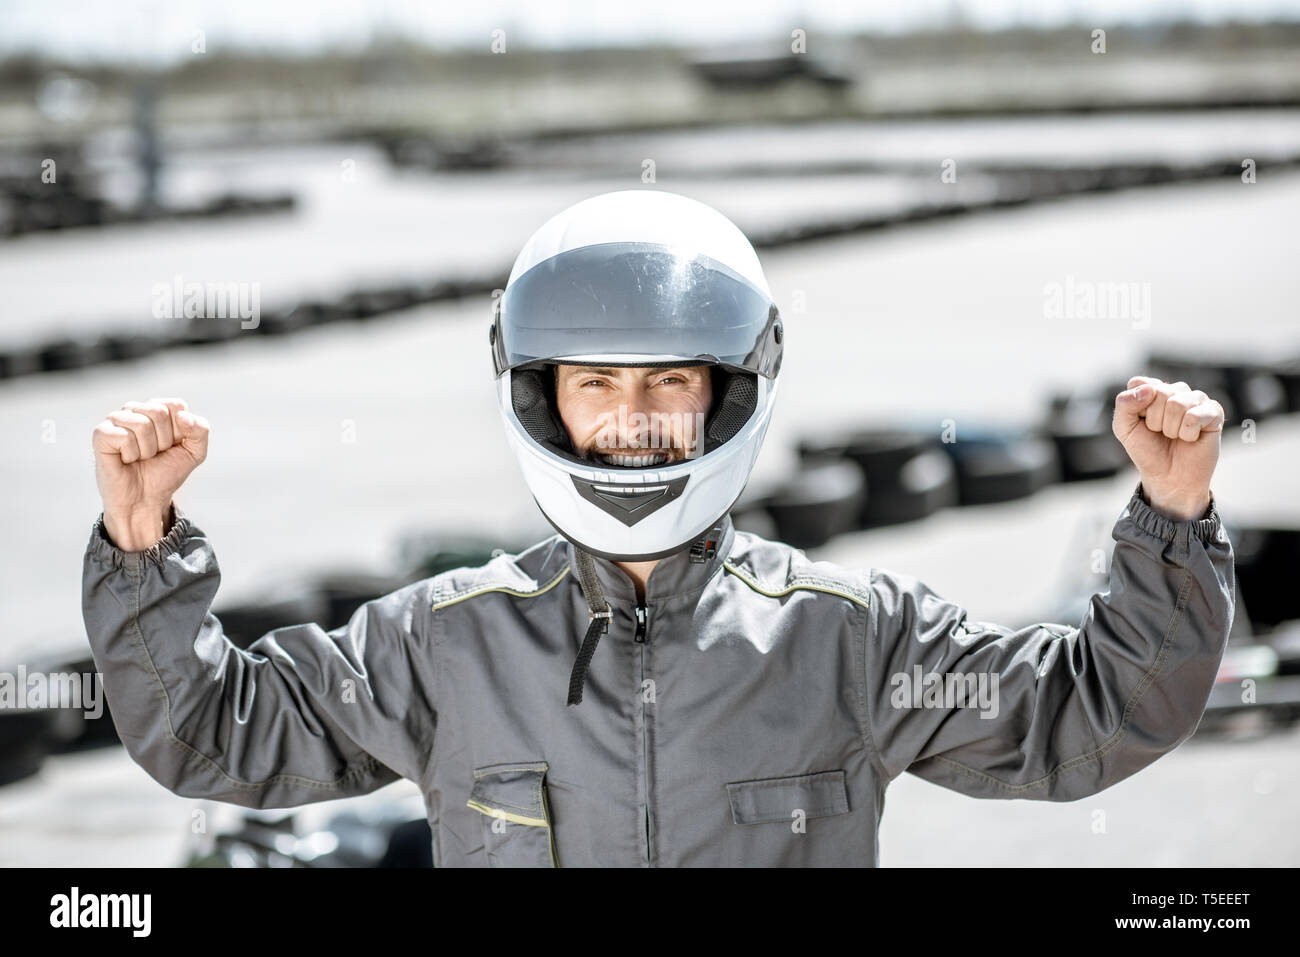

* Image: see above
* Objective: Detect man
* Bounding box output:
[83,189,1235,867]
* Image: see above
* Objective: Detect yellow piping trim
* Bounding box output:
[466,801,548,828]
[432,566,570,612]
[723,562,870,609]
[541,787,559,866]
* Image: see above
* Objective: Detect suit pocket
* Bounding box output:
[467,761,558,867]
[725,769,850,825]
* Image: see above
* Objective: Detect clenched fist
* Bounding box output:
[92,398,210,551]
[1112,377,1224,522]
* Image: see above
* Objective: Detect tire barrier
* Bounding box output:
[5,149,1298,385]
[254,304,318,337]
[1273,356,1300,413]
[337,286,423,321]
[174,316,244,349]
[729,498,779,541]
[0,343,43,379]
[1040,384,1130,482]
[313,573,414,632]
[0,646,122,758]
[394,531,521,580]
[1266,620,1300,678]
[798,430,958,528]
[375,132,509,172]
[0,275,500,383]
[1146,352,1289,427]
[211,587,331,650]
[745,459,866,549]
[741,158,1300,251]
[937,427,1062,505]
[1,188,296,239]
[100,330,163,363]
[37,337,111,373]
[1230,525,1300,632]
[376,818,436,868]
[0,710,58,787]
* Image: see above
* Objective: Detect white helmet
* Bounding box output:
[492,189,783,561]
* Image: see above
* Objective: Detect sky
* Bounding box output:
[1,0,1297,64]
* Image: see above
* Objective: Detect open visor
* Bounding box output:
[493,242,783,378]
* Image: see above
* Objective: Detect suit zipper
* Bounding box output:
[635,602,652,865]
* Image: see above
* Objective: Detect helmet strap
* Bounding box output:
[567,548,611,707]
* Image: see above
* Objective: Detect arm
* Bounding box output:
[862,482,1233,800]
[81,507,437,808]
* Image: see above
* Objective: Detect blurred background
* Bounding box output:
[1,0,1298,867]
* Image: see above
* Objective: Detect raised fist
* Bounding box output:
[92,398,210,551]
[1112,377,1223,522]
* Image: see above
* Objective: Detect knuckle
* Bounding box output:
[129,402,165,423]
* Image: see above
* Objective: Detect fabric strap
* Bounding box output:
[567,548,612,706]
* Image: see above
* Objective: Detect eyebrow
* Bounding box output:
[562,366,687,379]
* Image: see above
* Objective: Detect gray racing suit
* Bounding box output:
[80,482,1234,866]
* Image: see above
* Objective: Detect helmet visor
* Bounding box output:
[494,242,781,379]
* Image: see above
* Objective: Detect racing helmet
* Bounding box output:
[492,189,783,561]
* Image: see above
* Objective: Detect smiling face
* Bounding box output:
[554,363,714,468]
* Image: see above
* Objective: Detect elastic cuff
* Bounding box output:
[90,504,193,569]
[1128,481,1223,544]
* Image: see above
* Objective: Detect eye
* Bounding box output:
[580,379,607,388]
[657,375,685,385]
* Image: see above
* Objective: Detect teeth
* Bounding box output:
[598,452,669,467]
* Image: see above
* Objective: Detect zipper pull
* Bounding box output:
[634,605,647,643]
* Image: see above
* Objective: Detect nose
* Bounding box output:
[595,384,658,451]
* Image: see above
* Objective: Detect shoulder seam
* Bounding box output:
[722,561,870,608]
[430,565,570,612]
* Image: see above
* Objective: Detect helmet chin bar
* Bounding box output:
[571,474,690,527]
[534,495,738,563]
